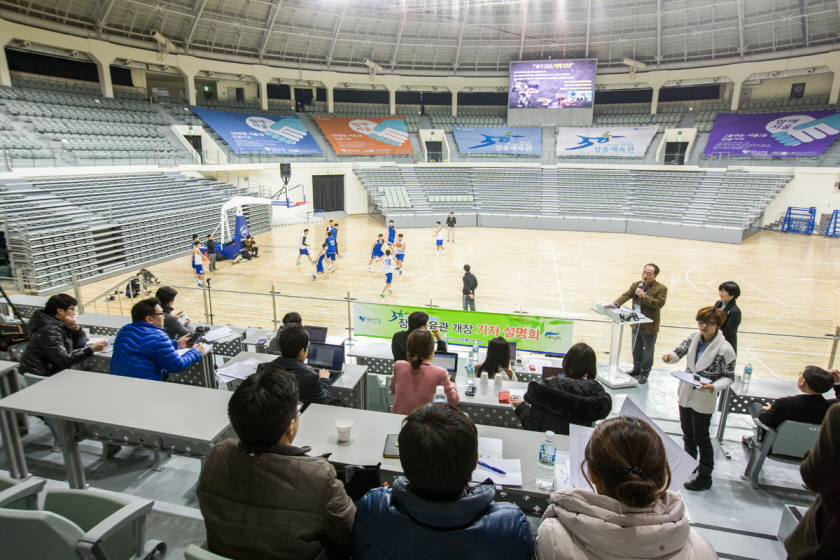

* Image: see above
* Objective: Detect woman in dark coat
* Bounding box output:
[714,281,741,355]
[510,342,612,435]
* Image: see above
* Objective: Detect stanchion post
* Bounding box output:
[271,283,279,328]
[426,295,439,308]
[345,289,355,345]
[828,326,840,370]
[71,273,84,314]
[202,284,211,323]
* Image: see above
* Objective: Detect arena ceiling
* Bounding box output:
[2,0,840,76]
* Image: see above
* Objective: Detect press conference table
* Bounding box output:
[296,404,570,514]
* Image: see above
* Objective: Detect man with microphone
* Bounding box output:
[604,263,667,385]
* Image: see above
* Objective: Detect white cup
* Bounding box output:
[480,371,489,384]
[335,418,353,442]
[494,373,504,386]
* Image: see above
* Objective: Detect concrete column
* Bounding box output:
[828,68,840,105]
[0,44,10,87]
[389,88,396,115]
[89,55,114,98]
[326,86,334,113]
[450,87,461,116]
[184,72,197,105]
[730,80,742,111]
[650,85,660,114]
[259,80,269,110]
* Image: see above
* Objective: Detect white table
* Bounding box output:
[1,294,48,319]
[243,329,346,354]
[76,312,132,335]
[456,378,530,429]
[0,369,234,489]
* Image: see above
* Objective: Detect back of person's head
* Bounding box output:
[282,312,302,326]
[802,365,834,394]
[464,264,471,272]
[155,286,178,307]
[131,298,161,322]
[45,294,78,316]
[696,306,726,328]
[584,416,671,508]
[407,311,429,332]
[228,364,299,447]
[278,324,309,358]
[718,281,741,299]
[385,249,391,256]
[406,328,434,369]
[399,404,478,501]
[562,342,598,380]
[477,337,510,378]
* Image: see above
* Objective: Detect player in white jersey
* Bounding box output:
[394,233,407,274]
[296,228,313,265]
[431,221,445,254]
[191,240,206,287]
[375,249,395,297]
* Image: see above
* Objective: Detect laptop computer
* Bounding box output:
[304,325,328,344]
[433,351,459,382]
[308,342,345,383]
[508,341,517,366]
[542,366,565,380]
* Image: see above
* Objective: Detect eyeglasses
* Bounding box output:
[296,402,304,411]
[696,321,717,327]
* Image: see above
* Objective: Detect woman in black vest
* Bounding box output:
[715,281,742,355]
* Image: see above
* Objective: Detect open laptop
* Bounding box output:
[304,325,328,344]
[433,351,459,382]
[508,341,517,366]
[542,366,565,380]
[307,342,345,383]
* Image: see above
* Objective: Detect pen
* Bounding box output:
[478,461,507,475]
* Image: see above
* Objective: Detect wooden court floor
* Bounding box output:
[77,216,840,381]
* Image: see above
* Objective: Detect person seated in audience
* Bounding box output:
[155,286,193,339]
[510,342,612,435]
[535,416,717,560]
[744,366,840,447]
[353,403,534,560]
[391,310,447,361]
[245,235,259,258]
[390,329,459,415]
[19,294,108,378]
[110,298,205,381]
[198,364,355,560]
[270,323,331,409]
[266,311,303,355]
[476,336,518,381]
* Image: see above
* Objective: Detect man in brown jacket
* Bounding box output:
[607,263,668,385]
[785,402,840,560]
[197,363,355,559]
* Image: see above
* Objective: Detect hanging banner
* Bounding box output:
[313,116,412,155]
[189,107,322,155]
[704,110,840,157]
[353,302,574,354]
[556,125,659,157]
[452,126,542,154]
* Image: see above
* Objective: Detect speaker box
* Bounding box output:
[280,163,291,178]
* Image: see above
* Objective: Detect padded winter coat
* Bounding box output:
[19,310,93,377]
[353,477,534,560]
[514,377,613,435]
[110,321,201,381]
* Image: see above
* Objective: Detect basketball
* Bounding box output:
[395,242,402,247]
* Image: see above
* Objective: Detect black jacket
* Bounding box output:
[462,272,478,296]
[514,377,613,435]
[161,304,192,339]
[19,310,93,377]
[391,329,447,361]
[715,299,741,354]
[759,386,840,429]
[270,356,332,407]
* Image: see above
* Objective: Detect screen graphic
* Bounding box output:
[509,60,596,109]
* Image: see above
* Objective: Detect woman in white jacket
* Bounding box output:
[536,416,718,560]
[663,305,736,492]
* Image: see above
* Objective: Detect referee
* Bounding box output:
[446,212,457,242]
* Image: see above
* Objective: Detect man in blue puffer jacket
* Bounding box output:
[353,403,535,560]
[111,298,205,381]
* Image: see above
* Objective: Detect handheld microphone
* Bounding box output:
[637,282,644,298]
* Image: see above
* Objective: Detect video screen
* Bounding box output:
[509,60,596,109]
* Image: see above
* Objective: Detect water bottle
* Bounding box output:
[470,341,479,362]
[432,385,446,404]
[466,359,476,385]
[743,363,753,384]
[536,431,557,490]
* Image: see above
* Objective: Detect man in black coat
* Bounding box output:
[270,324,331,410]
[19,294,108,377]
[462,264,477,311]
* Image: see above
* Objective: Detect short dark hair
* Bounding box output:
[207,234,213,238]
[304,228,309,233]
[155,286,178,307]
[278,324,309,358]
[389,220,394,224]
[131,298,161,322]
[436,221,441,225]
[399,404,478,501]
[282,312,302,326]
[463,264,471,272]
[718,281,741,299]
[562,342,598,380]
[378,233,383,238]
[644,263,660,276]
[385,249,391,256]
[398,233,403,238]
[228,364,299,447]
[407,311,429,331]
[193,240,200,246]
[802,366,834,394]
[45,294,78,316]
[192,234,199,240]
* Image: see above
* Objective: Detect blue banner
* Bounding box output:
[189,106,322,155]
[452,126,542,154]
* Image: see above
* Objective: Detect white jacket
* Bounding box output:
[665,330,735,414]
[536,489,718,560]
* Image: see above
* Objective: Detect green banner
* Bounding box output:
[353,302,574,353]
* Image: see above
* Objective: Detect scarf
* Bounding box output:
[686,330,725,375]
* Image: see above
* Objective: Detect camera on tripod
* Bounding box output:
[187,326,210,346]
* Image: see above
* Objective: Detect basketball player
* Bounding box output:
[387,220,397,246]
[325,231,337,271]
[311,243,328,280]
[394,233,407,274]
[376,249,395,297]
[191,240,206,287]
[431,221,445,254]
[296,228,313,265]
[367,233,386,271]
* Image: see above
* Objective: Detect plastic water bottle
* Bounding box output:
[466,359,476,385]
[536,431,557,490]
[743,363,753,384]
[470,341,479,361]
[432,385,446,404]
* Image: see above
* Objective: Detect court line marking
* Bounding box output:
[550,249,566,315]
[744,348,779,378]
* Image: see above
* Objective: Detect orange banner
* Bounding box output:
[313,117,412,155]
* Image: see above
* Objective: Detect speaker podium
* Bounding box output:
[591,303,653,389]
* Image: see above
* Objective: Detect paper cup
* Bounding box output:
[335,418,353,442]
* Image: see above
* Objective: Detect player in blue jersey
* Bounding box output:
[387,220,397,246]
[332,223,342,258]
[376,249,396,297]
[311,243,328,280]
[394,233,406,275]
[367,233,386,271]
[325,232,337,271]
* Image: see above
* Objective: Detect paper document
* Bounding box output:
[671,370,711,388]
[217,359,261,381]
[88,336,116,355]
[555,458,572,491]
[619,398,699,490]
[178,312,189,325]
[470,459,523,487]
[203,327,235,342]
[569,424,596,491]
[176,344,212,356]
[508,389,526,399]
[477,437,503,460]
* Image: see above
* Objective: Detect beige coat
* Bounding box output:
[536,489,718,560]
